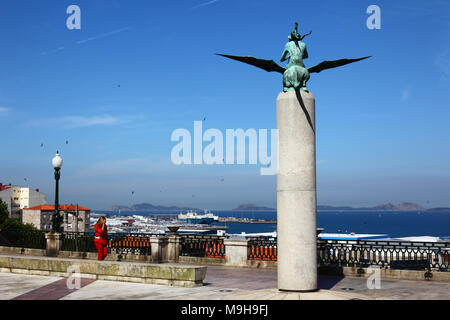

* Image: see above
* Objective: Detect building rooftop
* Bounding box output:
[0,183,12,191]
[24,204,90,211]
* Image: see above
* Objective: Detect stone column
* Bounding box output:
[45,232,62,257]
[224,238,248,267]
[277,90,318,292]
[150,236,167,263]
[166,234,180,263]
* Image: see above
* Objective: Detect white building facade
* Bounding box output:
[0,183,47,221]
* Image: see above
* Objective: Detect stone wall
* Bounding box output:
[0,254,207,287]
[22,209,42,229]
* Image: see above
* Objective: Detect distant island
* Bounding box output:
[106,202,450,213]
[107,203,202,212]
[232,202,450,213]
[232,204,276,211]
[425,207,450,213]
[317,202,444,212]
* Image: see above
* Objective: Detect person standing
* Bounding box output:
[94,216,109,261]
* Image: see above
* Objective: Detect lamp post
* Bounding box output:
[51,152,63,233]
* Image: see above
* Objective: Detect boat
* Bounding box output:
[177,210,219,224]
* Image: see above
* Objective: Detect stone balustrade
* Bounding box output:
[2,231,449,283]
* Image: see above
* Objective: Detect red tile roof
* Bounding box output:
[24,205,90,211]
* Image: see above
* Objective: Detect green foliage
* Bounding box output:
[0,199,9,225]
[0,199,44,249]
[1,218,37,232]
[0,199,38,232]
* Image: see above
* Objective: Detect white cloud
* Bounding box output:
[27,115,120,128]
[40,47,65,56]
[76,27,131,45]
[0,107,10,114]
[39,27,130,56]
[76,158,175,177]
[401,88,410,102]
[435,51,450,82]
[190,0,219,10]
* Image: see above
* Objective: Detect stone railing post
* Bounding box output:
[224,238,249,267]
[150,235,167,263]
[45,232,62,257]
[166,234,180,263]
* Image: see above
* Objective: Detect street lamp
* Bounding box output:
[51,152,63,233]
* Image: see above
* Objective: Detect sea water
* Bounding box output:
[98,210,450,238]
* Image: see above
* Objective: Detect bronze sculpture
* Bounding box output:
[217,22,370,92]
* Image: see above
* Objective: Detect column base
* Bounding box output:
[278,288,319,293]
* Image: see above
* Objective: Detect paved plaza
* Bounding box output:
[1,265,449,300]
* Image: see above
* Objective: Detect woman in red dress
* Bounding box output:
[94,216,109,261]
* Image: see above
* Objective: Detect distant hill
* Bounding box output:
[106,202,449,213]
[317,205,355,211]
[108,205,131,211]
[425,207,450,213]
[107,203,202,212]
[233,202,428,212]
[232,204,276,211]
[318,202,426,212]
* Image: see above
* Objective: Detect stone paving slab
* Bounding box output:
[12,278,96,300]
[0,273,62,300]
[1,264,450,300]
[222,288,368,300]
[329,276,450,300]
[61,280,247,300]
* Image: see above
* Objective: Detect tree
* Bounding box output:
[0,199,38,232]
[0,199,9,225]
[0,199,42,248]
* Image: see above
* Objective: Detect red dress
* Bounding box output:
[94,224,109,261]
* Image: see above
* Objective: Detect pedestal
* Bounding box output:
[224,238,249,267]
[277,90,318,292]
[150,236,167,263]
[45,232,62,257]
[166,234,180,263]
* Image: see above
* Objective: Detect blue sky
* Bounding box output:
[1,0,449,210]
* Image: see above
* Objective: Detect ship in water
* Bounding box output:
[178,210,219,224]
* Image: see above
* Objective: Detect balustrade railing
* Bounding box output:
[180,235,226,258]
[61,232,163,256]
[248,237,277,261]
[108,233,160,256]
[7,228,448,274]
[0,229,46,250]
[61,232,97,253]
[247,237,450,272]
[317,239,450,272]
